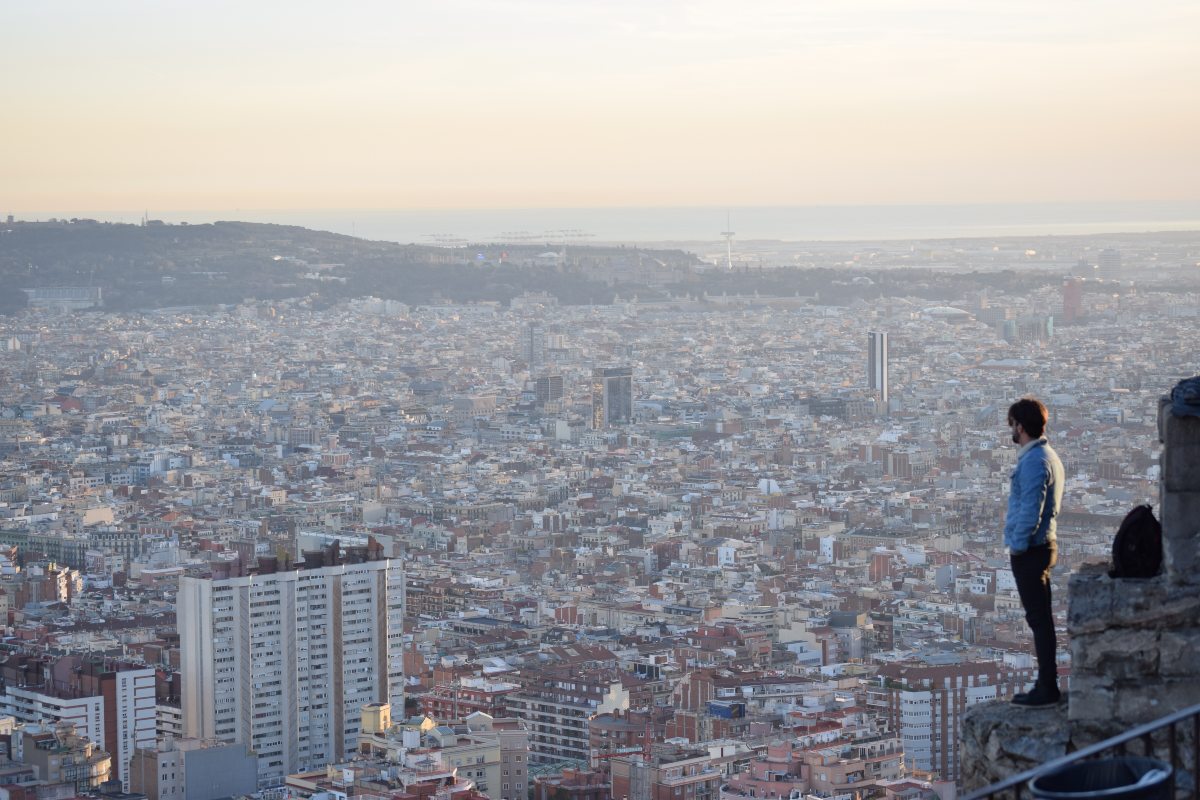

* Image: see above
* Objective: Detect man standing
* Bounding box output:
[1005,397,1065,708]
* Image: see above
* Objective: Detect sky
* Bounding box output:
[4,0,1200,214]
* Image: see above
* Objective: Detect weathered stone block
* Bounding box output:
[1068,571,1114,634]
[1165,532,1200,586]
[1156,633,1200,681]
[1161,402,1200,443]
[1074,628,1159,679]
[1163,445,1200,492]
[1067,675,1115,722]
[1160,629,1200,676]
[1005,728,1072,764]
[1115,679,1200,727]
[962,699,1070,792]
[1114,685,1171,726]
[1070,632,1093,666]
[1107,576,1173,626]
[1162,406,1200,491]
[1145,594,1200,628]
[1162,490,1200,542]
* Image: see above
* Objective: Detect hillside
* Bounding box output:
[2,218,1174,315]
[0,219,699,313]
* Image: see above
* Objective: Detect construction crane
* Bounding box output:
[495,230,539,244]
[423,233,469,248]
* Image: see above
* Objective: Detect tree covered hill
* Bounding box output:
[0,217,1143,315]
[0,219,699,313]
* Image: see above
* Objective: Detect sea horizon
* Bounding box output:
[11,200,1200,246]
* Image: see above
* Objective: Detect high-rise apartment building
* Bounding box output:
[535,374,564,407]
[1098,248,1123,281]
[506,667,630,766]
[178,547,405,787]
[872,661,1025,783]
[867,331,888,406]
[521,323,545,370]
[591,367,633,429]
[1061,277,1084,324]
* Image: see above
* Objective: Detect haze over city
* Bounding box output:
[5,0,1200,218]
[2,3,1200,800]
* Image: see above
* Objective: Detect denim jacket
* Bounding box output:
[1004,437,1064,553]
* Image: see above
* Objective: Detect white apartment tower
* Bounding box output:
[867,331,889,406]
[178,552,405,787]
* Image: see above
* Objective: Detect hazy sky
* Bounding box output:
[5,0,1200,212]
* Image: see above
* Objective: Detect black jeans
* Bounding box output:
[1011,542,1058,690]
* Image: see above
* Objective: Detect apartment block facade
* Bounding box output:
[506,668,630,766]
[0,655,155,792]
[179,555,405,786]
[874,660,1026,782]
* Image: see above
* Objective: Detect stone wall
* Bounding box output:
[959,702,1070,791]
[963,397,1200,792]
[1068,401,1200,745]
[1161,396,1200,585]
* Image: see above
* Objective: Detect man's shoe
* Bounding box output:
[1012,685,1061,708]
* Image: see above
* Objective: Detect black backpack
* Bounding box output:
[1109,504,1163,579]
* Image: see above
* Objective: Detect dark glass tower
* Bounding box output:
[591,367,632,428]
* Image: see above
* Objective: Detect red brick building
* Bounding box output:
[534,767,610,800]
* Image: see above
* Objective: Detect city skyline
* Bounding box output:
[0,224,1197,795]
[2,0,1200,792]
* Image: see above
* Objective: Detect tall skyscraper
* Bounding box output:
[591,366,633,429]
[521,323,545,369]
[179,547,405,787]
[535,374,564,406]
[1098,248,1123,282]
[1061,277,1084,323]
[867,331,888,406]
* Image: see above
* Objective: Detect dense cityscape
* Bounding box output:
[0,221,1195,799]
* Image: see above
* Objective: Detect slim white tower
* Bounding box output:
[867,331,889,406]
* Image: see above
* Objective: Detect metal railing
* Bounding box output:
[965,702,1200,800]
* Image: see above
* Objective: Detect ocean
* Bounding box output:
[24,201,1200,245]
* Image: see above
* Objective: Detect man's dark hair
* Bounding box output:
[1008,397,1048,439]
